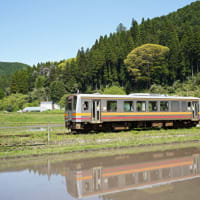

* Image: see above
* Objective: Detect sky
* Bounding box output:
[0,0,197,66]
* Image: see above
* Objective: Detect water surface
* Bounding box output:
[1,147,200,200]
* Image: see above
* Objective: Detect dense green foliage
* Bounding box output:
[0,62,29,76]
[102,86,126,95]
[125,44,170,89]
[59,94,70,108]
[0,62,30,94]
[50,81,66,103]
[0,94,29,112]
[150,72,200,97]
[0,88,5,100]
[58,1,200,93]
[0,1,200,111]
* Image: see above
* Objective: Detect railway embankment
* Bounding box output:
[1,123,200,158]
[1,112,200,159]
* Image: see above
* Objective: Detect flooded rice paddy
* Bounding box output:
[1,146,200,200]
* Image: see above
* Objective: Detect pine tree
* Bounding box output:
[130,19,141,46]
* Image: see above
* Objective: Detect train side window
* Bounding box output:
[187,102,192,111]
[108,176,118,188]
[124,101,134,112]
[107,101,117,112]
[149,101,157,112]
[83,101,89,111]
[137,101,146,112]
[160,101,169,111]
[171,101,179,112]
[181,101,187,112]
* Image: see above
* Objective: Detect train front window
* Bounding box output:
[66,98,72,111]
[124,101,134,112]
[149,101,157,112]
[160,101,169,111]
[137,101,146,112]
[73,96,77,110]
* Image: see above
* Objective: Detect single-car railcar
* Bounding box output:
[65,93,200,132]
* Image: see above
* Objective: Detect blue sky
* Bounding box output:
[0,0,196,66]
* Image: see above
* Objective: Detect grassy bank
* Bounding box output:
[1,126,200,159]
[1,112,200,159]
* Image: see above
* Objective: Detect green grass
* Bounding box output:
[1,112,200,159]
[0,111,64,124]
[1,126,200,159]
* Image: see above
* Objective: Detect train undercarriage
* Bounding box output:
[66,120,198,133]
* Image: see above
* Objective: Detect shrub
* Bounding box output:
[0,93,29,112]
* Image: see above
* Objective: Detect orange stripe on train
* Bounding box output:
[66,112,191,117]
[75,160,193,180]
[102,112,191,116]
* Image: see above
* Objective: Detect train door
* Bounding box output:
[192,101,199,120]
[92,100,101,122]
[93,167,102,191]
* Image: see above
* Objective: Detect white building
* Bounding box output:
[23,107,40,112]
[21,102,60,112]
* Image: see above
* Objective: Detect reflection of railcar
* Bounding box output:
[66,149,200,199]
[65,93,200,132]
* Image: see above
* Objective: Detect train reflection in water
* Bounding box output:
[65,149,200,199]
[2,147,200,199]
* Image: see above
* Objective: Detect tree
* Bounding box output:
[102,85,126,95]
[0,93,28,112]
[130,19,140,46]
[29,87,48,102]
[116,23,126,32]
[62,61,79,92]
[124,44,170,89]
[34,76,46,89]
[50,81,66,103]
[0,75,10,91]
[58,94,70,108]
[149,84,167,94]
[0,88,5,99]
[10,70,29,94]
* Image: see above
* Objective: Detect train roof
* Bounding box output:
[71,93,200,100]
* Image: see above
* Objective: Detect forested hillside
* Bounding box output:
[0,62,30,99]
[0,62,29,76]
[0,1,200,111]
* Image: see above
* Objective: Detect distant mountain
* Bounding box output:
[0,62,30,76]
